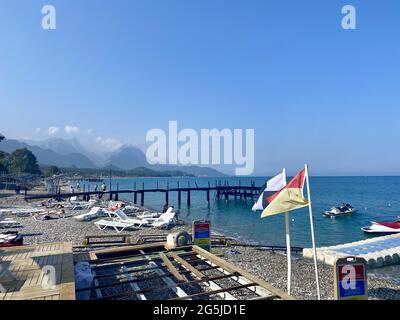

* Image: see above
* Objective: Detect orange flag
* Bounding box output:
[261,169,309,218]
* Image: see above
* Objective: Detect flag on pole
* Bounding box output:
[261,169,309,218]
[252,171,286,211]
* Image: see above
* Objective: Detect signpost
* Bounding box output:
[192,220,211,251]
[334,257,368,300]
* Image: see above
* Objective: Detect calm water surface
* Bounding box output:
[77,176,400,248]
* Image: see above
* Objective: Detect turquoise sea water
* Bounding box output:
[77,176,400,248]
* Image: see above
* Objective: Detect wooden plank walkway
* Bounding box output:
[0,242,75,300]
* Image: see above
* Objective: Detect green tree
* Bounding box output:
[0,134,6,173]
[8,148,41,174]
[43,165,60,177]
[0,151,9,173]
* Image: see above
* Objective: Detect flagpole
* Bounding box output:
[304,164,321,300]
[282,168,292,295]
[284,211,292,294]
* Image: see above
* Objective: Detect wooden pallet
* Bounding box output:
[0,242,75,300]
[79,243,294,300]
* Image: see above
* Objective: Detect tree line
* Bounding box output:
[0,135,192,178]
[0,134,59,176]
[0,147,41,175]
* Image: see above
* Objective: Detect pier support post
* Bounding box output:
[114,183,119,201]
[133,192,137,204]
[207,190,210,203]
[165,191,169,206]
[141,192,144,206]
[178,190,181,205]
[187,190,191,206]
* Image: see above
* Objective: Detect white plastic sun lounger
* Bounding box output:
[0,208,45,217]
[66,202,91,210]
[136,207,174,219]
[0,218,21,228]
[95,219,137,233]
[106,209,148,227]
[123,205,142,214]
[135,211,160,219]
[15,208,46,217]
[74,207,103,222]
[146,211,177,229]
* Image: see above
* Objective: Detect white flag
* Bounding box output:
[252,171,286,211]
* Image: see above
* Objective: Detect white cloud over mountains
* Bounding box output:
[96,136,124,152]
[48,126,59,135]
[65,125,80,134]
[42,126,122,153]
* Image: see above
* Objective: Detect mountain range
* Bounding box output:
[0,137,226,177]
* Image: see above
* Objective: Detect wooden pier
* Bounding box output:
[25,180,263,207]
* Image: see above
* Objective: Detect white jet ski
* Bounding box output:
[323,203,357,217]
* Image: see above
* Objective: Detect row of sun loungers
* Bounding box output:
[0,198,177,233]
[94,207,177,232]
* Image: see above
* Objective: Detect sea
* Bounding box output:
[76,176,400,249]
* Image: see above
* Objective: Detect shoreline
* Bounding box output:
[1,194,399,300]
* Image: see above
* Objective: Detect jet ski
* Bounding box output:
[323,203,357,217]
[0,231,23,247]
[361,218,400,234]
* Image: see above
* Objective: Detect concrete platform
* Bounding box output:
[0,242,75,300]
[303,234,400,268]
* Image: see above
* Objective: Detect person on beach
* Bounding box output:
[162,203,169,213]
[15,185,21,194]
[70,186,74,194]
[76,182,80,191]
[101,183,106,192]
[94,184,98,192]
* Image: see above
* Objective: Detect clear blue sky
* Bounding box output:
[0,0,399,175]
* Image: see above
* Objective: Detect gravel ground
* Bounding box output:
[0,195,188,246]
[1,195,400,300]
[217,246,400,300]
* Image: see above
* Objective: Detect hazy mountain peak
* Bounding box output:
[106,144,148,169]
[0,137,226,176]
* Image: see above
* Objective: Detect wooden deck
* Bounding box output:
[0,242,75,300]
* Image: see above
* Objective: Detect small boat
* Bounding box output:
[0,231,23,247]
[361,218,400,234]
[323,203,357,217]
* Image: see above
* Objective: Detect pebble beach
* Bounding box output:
[1,194,400,300]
